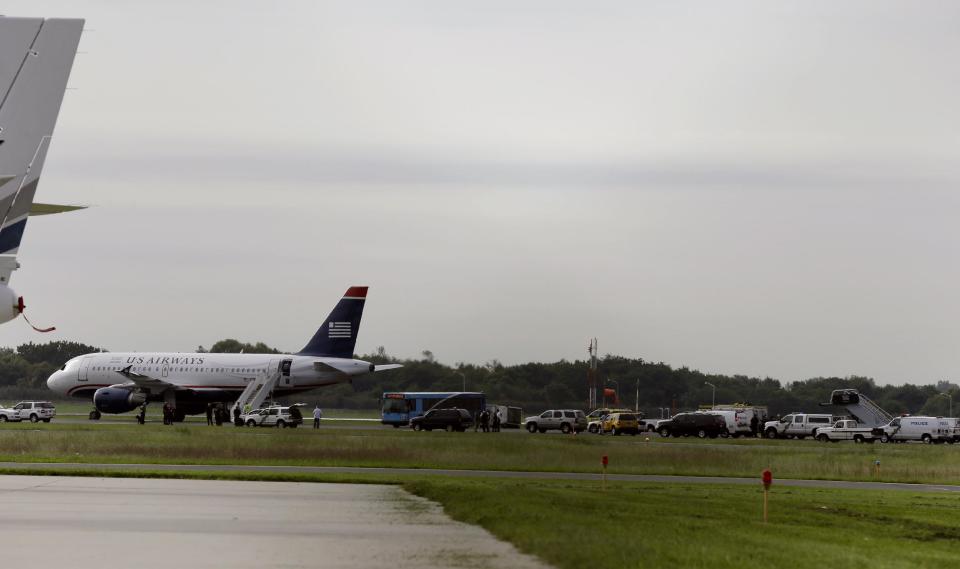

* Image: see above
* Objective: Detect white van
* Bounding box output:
[705,410,738,436]
[705,407,767,437]
[877,416,952,443]
[701,410,750,437]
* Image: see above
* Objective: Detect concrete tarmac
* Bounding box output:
[0,475,550,569]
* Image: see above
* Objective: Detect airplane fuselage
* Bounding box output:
[45,286,397,418]
[48,351,372,402]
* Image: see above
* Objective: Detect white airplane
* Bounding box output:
[47,286,401,421]
[0,17,85,330]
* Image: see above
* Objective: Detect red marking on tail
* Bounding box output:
[344,286,368,298]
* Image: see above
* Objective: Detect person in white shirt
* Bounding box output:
[313,405,323,429]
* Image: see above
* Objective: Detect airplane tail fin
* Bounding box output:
[296,287,368,358]
[0,17,84,255]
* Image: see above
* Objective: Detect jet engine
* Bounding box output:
[93,387,146,414]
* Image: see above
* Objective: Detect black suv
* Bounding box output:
[657,413,726,439]
[409,408,473,432]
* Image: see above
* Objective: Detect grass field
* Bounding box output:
[406,479,960,569]
[3,421,960,484]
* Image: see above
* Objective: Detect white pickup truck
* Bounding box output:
[815,419,879,443]
[764,413,833,439]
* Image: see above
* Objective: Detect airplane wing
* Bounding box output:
[372,364,403,372]
[111,365,187,392]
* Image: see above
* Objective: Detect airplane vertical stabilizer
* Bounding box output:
[0,17,84,258]
[296,287,368,358]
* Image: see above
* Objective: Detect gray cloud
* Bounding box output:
[1,0,958,386]
[49,140,960,190]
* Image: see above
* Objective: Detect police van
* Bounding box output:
[874,416,952,443]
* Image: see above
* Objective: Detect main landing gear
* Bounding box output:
[88,409,101,421]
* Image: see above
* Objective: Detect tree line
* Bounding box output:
[350,349,957,418]
[1,340,956,418]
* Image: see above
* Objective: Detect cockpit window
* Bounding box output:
[60,364,66,371]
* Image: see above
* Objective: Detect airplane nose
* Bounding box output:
[46,372,58,391]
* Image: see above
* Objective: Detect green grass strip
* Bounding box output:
[1,423,960,484]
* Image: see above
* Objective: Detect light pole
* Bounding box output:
[607,379,619,406]
[454,371,466,392]
[635,378,640,414]
[941,391,953,417]
[705,381,716,408]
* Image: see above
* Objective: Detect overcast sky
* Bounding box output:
[2,1,958,385]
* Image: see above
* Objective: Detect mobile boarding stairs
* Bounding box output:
[233,368,282,414]
[820,389,893,428]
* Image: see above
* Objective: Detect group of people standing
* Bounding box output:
[475,408,501,432]
[204,403,231,426]
[162,403,178,425]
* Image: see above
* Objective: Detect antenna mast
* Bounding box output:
[588,338,598,409]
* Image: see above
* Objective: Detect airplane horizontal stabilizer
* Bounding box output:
[313,360,402,375]
[312,360,355,374]
[29,203,86,216]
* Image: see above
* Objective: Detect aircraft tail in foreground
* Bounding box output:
[0,17,83,327]
[0,17,84,259]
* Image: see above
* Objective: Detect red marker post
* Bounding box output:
[601,455,609,490]
[761,468,773,523]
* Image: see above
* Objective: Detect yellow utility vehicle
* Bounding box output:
[600,412,639,436]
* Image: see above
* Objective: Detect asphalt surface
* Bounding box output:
[1,461,959,493]
[0,475,550,569]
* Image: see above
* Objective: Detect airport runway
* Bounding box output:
[0,475,550,569]
[1,462,959,493]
